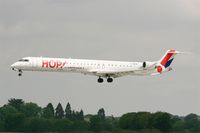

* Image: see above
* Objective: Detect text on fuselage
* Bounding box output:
[42,60,66,68]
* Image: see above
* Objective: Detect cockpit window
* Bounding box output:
[19,59,29,62]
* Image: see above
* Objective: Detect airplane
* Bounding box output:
[11,49,180,83]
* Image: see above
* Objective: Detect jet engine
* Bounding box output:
[142,61,155,69]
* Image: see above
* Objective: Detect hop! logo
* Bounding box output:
[157,65,163,73]
[42,60,66,69]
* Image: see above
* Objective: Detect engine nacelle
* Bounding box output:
[142,62,146,68]
[142,61,155,69]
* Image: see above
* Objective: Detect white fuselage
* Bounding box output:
[11,57,157,77]
[11,50,178,82]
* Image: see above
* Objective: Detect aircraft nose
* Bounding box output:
[11,62,18,70]
[11,63,16,68]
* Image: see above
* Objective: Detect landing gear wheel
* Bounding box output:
[107,77,113,83]
[98,77,104,83]
[18,70,22,77]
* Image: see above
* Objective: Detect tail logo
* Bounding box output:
[157,66,163,73]
[160,50,176,68]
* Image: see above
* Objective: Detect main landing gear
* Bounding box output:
[98,77,113,83]
[98,77,104,83]
[107,77,113,83]
[18,70,23,77]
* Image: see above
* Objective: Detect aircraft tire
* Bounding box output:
[98,77,103,83]
[107,77,113,83]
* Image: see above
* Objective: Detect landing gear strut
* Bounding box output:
[98,77,104,83]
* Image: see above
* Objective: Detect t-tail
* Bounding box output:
[160,49,180,68]
[154,50,180,74]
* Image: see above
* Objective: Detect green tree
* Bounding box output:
[21,103,41,117]
[90,115,103,132]
[120,112,173,131]
[135,112,152,130]
[151,112,172,132]
[73,120,89,131]
[26,117,53,132]
[7,98,24,111]
[53,119,73,132]
[98,108,105,120]
[4,113,25,132]
[47,103,54,116]
[0,105,18,131]
[71,110,76,120]
[184,113,200,132]
[42,103,54,118]
[55,103,64,119]
[0,120,4,131]
[103,116,117,131]
[65,102,72,119]
[172,119,185,131]
[72,110,84,120]
[119,112,137,129]
[0,105,18,121]
[79,109,84,120]
[90,108,106,132]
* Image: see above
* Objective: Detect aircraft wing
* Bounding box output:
[89,69,139,78]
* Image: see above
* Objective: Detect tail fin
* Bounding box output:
[159,49,180,68]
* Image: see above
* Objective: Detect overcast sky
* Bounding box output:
[0,0,200,116]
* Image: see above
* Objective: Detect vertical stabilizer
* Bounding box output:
[159,50,180,68]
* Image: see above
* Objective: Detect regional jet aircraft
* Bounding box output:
[11,50,180,83]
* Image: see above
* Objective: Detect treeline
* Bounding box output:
[0,99,200,133]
